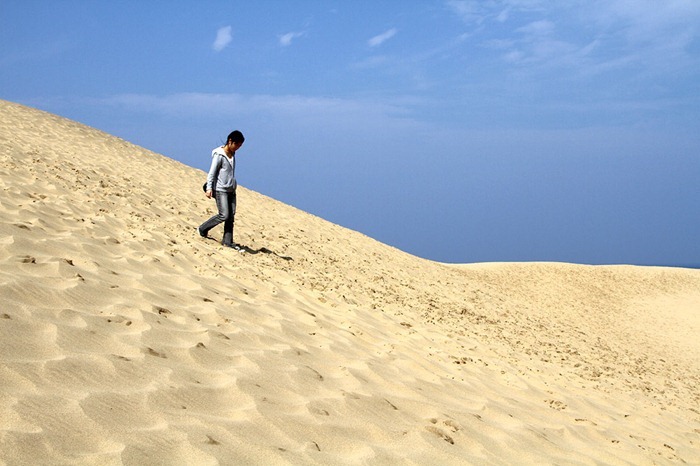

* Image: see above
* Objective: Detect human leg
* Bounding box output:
[198,191,231,238]
[221,190,237,246]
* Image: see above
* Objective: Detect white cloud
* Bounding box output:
[212,26,232,52]
[516,20,554,37]
[449,1,698,76]
[350,55,389,70]
[96,93,417,132]
[496,9,510,22]
[446,0,542,25]
[446,0,484,24]
[368,28,397,47]
[590,0,700,49]
[279,31,305,47]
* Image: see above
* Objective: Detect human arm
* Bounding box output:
[205,155,221,197]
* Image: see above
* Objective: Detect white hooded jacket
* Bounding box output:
[205,146,236,193]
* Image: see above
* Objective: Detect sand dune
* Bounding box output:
[1,99,699,465]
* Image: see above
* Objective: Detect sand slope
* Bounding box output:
[1,99,699,465]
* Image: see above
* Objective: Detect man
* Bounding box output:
[198,130,245,250]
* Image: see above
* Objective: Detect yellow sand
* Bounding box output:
[1,99,698,465]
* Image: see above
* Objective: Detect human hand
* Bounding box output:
[206,190,213,199]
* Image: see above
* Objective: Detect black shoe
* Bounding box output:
[198,227,208,238]
[223,243,245,252]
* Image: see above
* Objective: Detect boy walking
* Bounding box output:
[198,130,245,250]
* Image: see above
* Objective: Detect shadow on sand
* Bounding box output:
[198,232,293,261]
[238,244,293,261]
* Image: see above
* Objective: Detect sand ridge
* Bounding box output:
[1,99,699,464]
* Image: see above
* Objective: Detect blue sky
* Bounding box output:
[2,1,699,265]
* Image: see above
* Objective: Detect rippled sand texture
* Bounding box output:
[1,100,699,465]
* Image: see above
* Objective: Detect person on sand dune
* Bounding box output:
[197,130,245,250]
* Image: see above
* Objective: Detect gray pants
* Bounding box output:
[199,190,236,246]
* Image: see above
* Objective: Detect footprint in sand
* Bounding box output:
[425,418,461,445]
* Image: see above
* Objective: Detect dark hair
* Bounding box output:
[227,130,245,144]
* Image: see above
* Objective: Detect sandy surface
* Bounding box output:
[1,99,699,465]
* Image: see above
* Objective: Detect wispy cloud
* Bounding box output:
[445,0,485,24]
[594,0,700,39]
[349,55,389,70]
[95,92,417,130]
[368,28,397,47]
[516,19,554,37]
[212,26,232,52]
[446,0,542,25]
[447,0,700,77]
[503,19,579,65]
[279,31,305,47]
